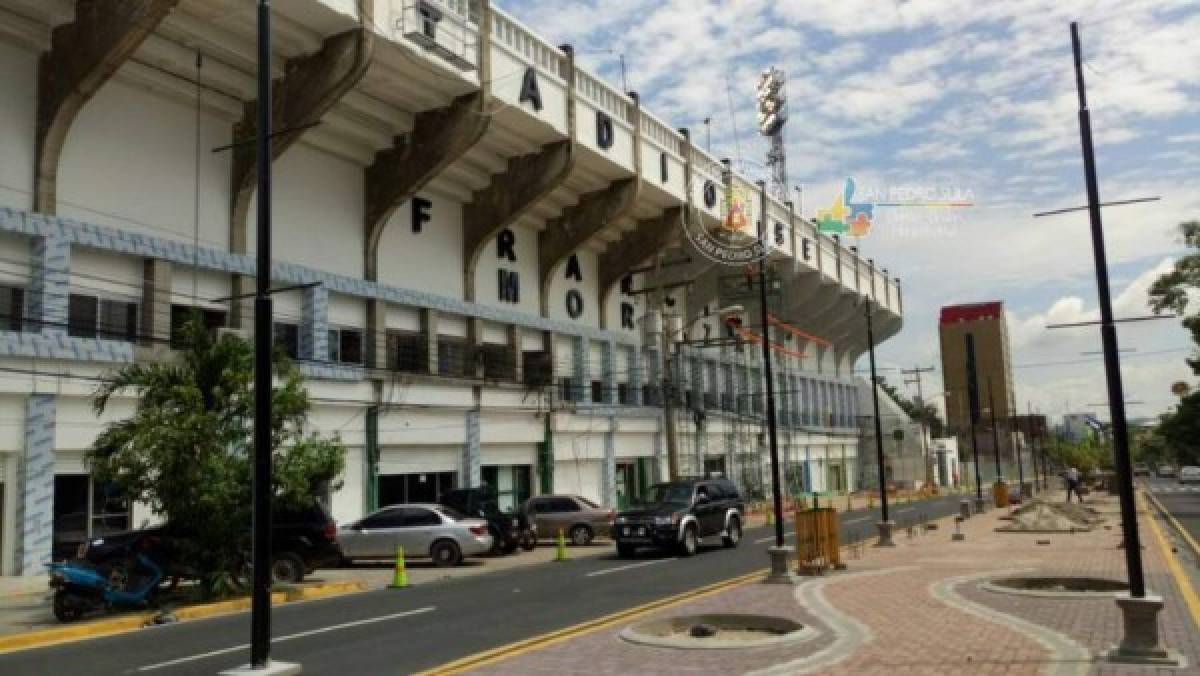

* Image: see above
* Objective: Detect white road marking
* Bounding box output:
[136,606,436,672]
[843,517,870,525]
[754,533,795,544]
[585,558,677,577]
[896,508,915,514]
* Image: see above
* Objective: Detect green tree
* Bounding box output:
[1149,220,1200,374]
[1155,393,1200,466]
[86,319,345,594]
[1147,219,1200,465]
[877,377,945,437]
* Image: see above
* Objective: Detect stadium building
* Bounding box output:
[0,0,902,574]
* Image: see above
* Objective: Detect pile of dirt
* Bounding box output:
[996,501,1096,533]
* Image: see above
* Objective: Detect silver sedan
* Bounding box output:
[338,504,493,567]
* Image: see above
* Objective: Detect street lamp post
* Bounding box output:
[1069,22,1176,665]
[986,377,1003,483]
[864,299,894,546]
[756,182,792,583]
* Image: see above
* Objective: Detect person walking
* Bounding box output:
[1064,466,1084,503]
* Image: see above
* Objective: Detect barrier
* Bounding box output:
[794,507,843,575]
[388,545,409,589]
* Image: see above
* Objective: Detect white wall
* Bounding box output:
[0,39,35,210]
[376,194,463,297]
[248,145,363,279]
[71,248,142,303]
[58,77,231,250]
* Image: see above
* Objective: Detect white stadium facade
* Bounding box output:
[0,0,902,575]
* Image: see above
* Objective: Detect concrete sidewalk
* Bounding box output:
[458,490,1200,675]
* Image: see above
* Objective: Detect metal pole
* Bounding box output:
[865,301,890,524]
[251,0,274,667]
[1071,22,1144,598]
[969,413,983,501]
[661,331,680,480]
[1009,386,1024,492]
[757,181,785,547]
[987,377,1002,481]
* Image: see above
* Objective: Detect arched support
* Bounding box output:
[461,140,575,301]
[537,178,639,315]
[34,0,180,213]
[364,92,491,281]
[227,10,374,325]
[596,206,685,325]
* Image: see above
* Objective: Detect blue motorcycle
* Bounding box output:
[47,536,167,622]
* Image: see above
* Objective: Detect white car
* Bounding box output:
[1179,466,1200,485]
[338,504,493,567]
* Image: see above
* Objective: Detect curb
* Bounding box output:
[1142,488,1200,560]
[1139,488,1200,635]
[0,579,367,655]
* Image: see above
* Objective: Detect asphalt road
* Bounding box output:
[1143,476,1200,544]
[0,494,966,675]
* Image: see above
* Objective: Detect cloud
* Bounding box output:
[496,0,1200,422]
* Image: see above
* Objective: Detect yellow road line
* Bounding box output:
[1143,489,1200,559]
[416,568,767,675]
[1140,489,1200,634]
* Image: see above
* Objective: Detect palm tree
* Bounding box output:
[87,316,344,593]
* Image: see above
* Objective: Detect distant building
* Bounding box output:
[1063,413,1102,442]
[938,301,1022,482]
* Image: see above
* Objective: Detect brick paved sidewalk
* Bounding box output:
[465,490,1200,675]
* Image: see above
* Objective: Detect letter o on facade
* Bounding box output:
[566,289,584,319]
[703,180,718,208]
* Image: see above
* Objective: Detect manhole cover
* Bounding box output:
[982,576,1128,598]
[619,613,817,649]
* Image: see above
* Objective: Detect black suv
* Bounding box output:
[612,478,744,557]
[75,502,342,585]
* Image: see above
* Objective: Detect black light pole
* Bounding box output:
[986,377,1002,481]
[965,334,985,510]
[1070,22,1177,665]
[251,0,274,668]
[1071,22,1144,596]
[865,299,894,546]
[755,182,785,551]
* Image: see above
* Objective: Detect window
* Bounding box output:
[417,0,441,39]
[437,337,471,377]
[274,322,299,359]
[591,380,604,403]
[388,330,427,373]
[52,475,130,561]
[551,497,580,512]
[328,327,363,364]
[642,384,661,406]
[523,351,552,386]
[480,344,514,380]
[558,377,578,403]
[617,383,631,405]
[170,305,226,349]
[0,285,23,332]
[68,294,136,341]
[401,507,441,527]
[358,508,405,529]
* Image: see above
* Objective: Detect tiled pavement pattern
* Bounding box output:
[469,491,1200,675]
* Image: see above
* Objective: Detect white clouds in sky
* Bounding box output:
[498,0,1200,422]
